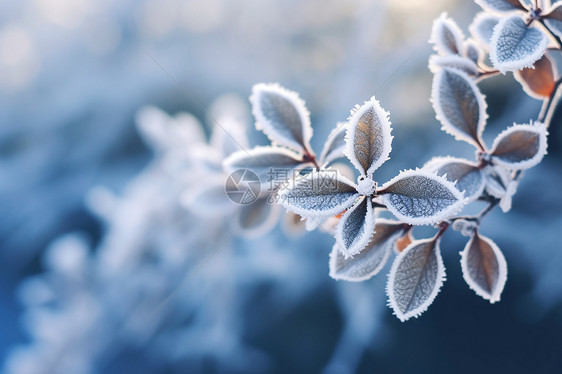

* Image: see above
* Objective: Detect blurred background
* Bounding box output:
[1,0,561,373]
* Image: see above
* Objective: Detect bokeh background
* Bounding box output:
[1,0,562,373]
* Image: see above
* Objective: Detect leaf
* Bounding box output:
[278,170,360,217]
[469,12,501,48]
[431,68,487,148]
[334,196,376,257]
[464,39,482,64]
[394,230,414,253]
[429,55,480,77]
[344,96,393,177]
[386,238,446,322]
[482,165,510,198]
[514,54,558,99]
[250,83,313,154]
[209,116,249,157]
[223,146,302,188]
[319,123,347,166]
[424,157,485,202]
[236,197,281,237]
[181,176,238,217]
[490,16,548,73]
[330,219,406,282]
[460,232,507,303]
[429,13,465,56]
[490,123,548,170]
[544,3,562,38]
[379,169,466,225]
[136,106,205,153]
[475,0,527,13]
[482,166,519,212]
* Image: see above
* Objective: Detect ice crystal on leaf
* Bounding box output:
[250,83,313,155]
[424,157,486,203]
[469,12,501,48]
[460,231,507,303]
[330,219,408,282]
[430,13,465,56]
[387,238,446,322]
[379,170,466,226]
[431,68,488,148]
[490,16,548,73]
[490,122,548,170]
[279,96,465,257]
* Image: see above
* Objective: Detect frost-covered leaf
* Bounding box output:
[431,68,487,148]
[236,197,281,237]
[136,106,205,153]
[223,146,302,187]
[334,196,375,258]
[490,123,548,170]
[460,232,507,303]
[490,16,548,73]
[330,219,406,282]
[278,170,359,217]
[429,55,480,77]
[514,54,558,99]
[469,12,501,48]
[475,0,527,13]
[210,116,249,157]
[345,96,393,177]
[182,176,237,217]
[250,83,313,154]
[424,157,485,202]
[482,166,519,212]
[379,169,466,225]
[544,3,562,38]
[429,13,465,56]
[464,39,482,64]
[387,238,446,321]
[482,165,510,198]
[319,123,347,166]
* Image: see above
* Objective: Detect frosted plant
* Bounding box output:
[423,9,558,312]
[225,84,471,321]
[470,0,562,72]
[225,1,561,321]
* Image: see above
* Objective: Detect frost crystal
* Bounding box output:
[334,196,376,258]
[470,12,501,48]
[319,123,348,166]
[278,170,359,218]
[490,16,548,73]
[432,68,487,148]
[387,238,446,322]
[344,96,392,177]
[430,13,465,56]
[490,122,548,170]
[379,169,466,225]
[330,220,406,282]
[250,83,313,154]
[460,232,507,303]
[424,157,485,203]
